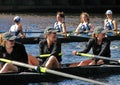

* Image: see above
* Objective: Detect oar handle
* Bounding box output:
[76,52,94,58]
[40,53,62,58]
[36,66,47,73]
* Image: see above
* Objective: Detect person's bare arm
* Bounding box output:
[104,19,107,29]
[62,22,67,34]
[113,20,118,31]
[18,24,26,38]
[75,24,80,35]
[89,23,95,32]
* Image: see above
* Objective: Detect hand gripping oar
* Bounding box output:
[76,52,120,63]
[0,58,107,85]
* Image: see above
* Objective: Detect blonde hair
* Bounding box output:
[44,32,51,38]
[80,12,90,23]
[0,33,6,47]
[91,33,98,38]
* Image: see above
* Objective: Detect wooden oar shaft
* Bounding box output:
[0,58,107,85]
[77,53,119,63]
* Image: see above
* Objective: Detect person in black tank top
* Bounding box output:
[73,26,111,66]
[39,26,62,69]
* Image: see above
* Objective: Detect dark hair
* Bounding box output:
[14,19,20,23]
[57,11,65,18]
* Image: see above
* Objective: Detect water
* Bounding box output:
[0,13,120,85]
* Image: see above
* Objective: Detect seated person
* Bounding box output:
[73,26,111,66]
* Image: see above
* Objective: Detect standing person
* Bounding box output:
[9,16,26,38]
[104,10,118,34]
[39,26,62,69]
[73,26,111,66]
[75,12,95,35]
[0,32,28,73]
[54,12,67,34]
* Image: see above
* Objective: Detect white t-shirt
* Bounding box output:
[9,24,18,32]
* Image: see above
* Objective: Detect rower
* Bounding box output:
[73,26,111,66]
[39,26,62,69]
[75,12,95,35]
[104,10,118,35]
[54,11,67,34]
[0,32,28,73]
[9,16,26,38]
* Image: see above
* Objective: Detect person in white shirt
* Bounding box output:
[9,16,26,38]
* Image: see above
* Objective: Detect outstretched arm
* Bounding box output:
[73,39,93,55]
[113,19,118,31]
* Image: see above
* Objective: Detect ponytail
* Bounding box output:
[0,33,6,47]
[57,11,65,23]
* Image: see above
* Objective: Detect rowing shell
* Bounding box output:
[15,34,120,44]
[0,62,120,83]
[15,34,90,44]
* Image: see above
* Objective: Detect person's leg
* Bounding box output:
[77,59,94,66]
[28,54,39,66]
[69,62,80,67]
[88,60,96,65]
[97,59,104,65]
[0,63,18,73]
[45,56,60,69]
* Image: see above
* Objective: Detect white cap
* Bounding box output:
[13,16,21,22]
[105,10,112,15]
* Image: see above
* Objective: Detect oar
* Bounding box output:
[0,31,74,34]
[76,52,120,63]
[0,31,45,33]
[40,53,62,58]
[0,58,107,85]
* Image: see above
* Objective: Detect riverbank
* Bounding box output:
[0,0,120,13]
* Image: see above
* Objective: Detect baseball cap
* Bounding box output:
[13,16,21,22]
[2,32,16,41]
[44,26,58,35]
[93,26,107,34]
[105,10,112,15]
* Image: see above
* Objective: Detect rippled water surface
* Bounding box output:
[1,13,120,85]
